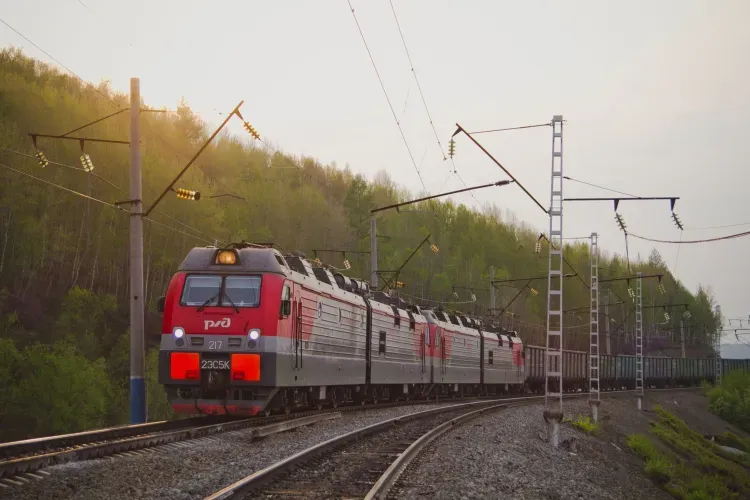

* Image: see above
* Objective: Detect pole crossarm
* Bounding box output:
[491,273,575,286]
[29,133,130,145]
[452,285,490,292]
[312,249,371,254]
[370,180,513,214]
[564,196,680,212]
[452,123,548,214]
[599,274,664,283]
[144,100,244,216]
[381,233,432,290]
[493,279,533,321]
[57,108,167,137]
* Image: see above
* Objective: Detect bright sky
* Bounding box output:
[1,0,749,342]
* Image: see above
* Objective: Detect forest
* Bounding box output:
[0,49,722,440]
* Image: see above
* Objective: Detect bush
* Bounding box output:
[0,339,113,440]
[707,371,750,432]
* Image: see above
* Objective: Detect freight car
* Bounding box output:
[157,243,745,416]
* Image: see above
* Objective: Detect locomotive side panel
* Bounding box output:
[273,281,368,387]
[482,334,520,386]
[437,326,481,385]
[370,301,428,385]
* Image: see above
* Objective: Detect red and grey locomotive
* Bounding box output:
[157,242,525,416]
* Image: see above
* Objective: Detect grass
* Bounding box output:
[717,431,750,454]
[626,406,749,499]
[563,413,599,434]
[706,371,750,432]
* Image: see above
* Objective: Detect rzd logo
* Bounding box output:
[204,318,231,330]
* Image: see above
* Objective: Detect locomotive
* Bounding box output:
[157,243,525,416]
[157,243,737,416]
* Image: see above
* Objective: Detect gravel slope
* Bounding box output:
[1,401,476,500]
[393,391,728,500]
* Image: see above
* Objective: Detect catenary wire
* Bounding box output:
[389,0,447,161]
[563,175,638,198]
[0,18,246,218]
[0,161,217,245]
[469,122,552,135]
[673,230,683,274]
[0,146,223,244]
[629,230,750,244]
[0,17,121,106]
[346,0,427,192]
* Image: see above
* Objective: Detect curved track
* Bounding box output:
[205,388,700,500]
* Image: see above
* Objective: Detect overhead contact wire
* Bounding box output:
[389,0,446,161]
[347,0,427,192]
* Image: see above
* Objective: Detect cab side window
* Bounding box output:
[280,285,291,318]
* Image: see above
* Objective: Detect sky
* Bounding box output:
[1,0,749,342]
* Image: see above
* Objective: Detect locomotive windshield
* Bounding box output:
[180,274,262,308]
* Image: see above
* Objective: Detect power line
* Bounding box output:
[388,0,446,161]
[685,221,750,231]
[469,122,552,135]
[0,161,216,245]
[629,230,750,244]
[0,18,244,221]
[454,169,483,207]
[0,17,120,106]
[347,0,427,192]
[563,175,638,198]
[0,146,222,243]
[673,230,683,274]
[75,0,94,14]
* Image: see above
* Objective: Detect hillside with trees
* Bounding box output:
[0,49,722,439]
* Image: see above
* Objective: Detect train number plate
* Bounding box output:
[201,359,230,370]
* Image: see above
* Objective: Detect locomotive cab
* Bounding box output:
[158,245,292,415]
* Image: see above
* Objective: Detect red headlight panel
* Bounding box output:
[231,354,261,382]
[170,352,200,380]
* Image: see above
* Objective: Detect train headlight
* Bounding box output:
[173,326,185,339]
[248,329,261,341]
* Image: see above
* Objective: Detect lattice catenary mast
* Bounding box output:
[635,272,644,410]
[589,232,601,421]
[544,115,564,446]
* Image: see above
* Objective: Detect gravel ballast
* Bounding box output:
[1,401,476,500]
[393,390,738,500]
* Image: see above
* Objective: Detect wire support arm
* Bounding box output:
[452,123,547,214]
[370,180,512,214]
[144,100,244,216]
[381,233,431,290]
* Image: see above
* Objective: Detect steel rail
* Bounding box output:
[364,403,509,500]
[206,388,701,499]
[0,412,338,480]
[205,396,554,500]
[0,416,225,460]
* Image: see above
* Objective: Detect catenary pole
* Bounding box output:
[370,217,378,289]
[129,77,146,423]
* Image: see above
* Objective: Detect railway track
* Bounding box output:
[205,388,700,500]
[0,391,519,486]
[0,412,338,483]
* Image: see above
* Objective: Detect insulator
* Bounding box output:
[430,244,439,253]
[243,121,261,140]
[79,153,94,173]
[35,150,49,168]
[343,259,351,270]
[176,188,200,201]
[448,139,455,158]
